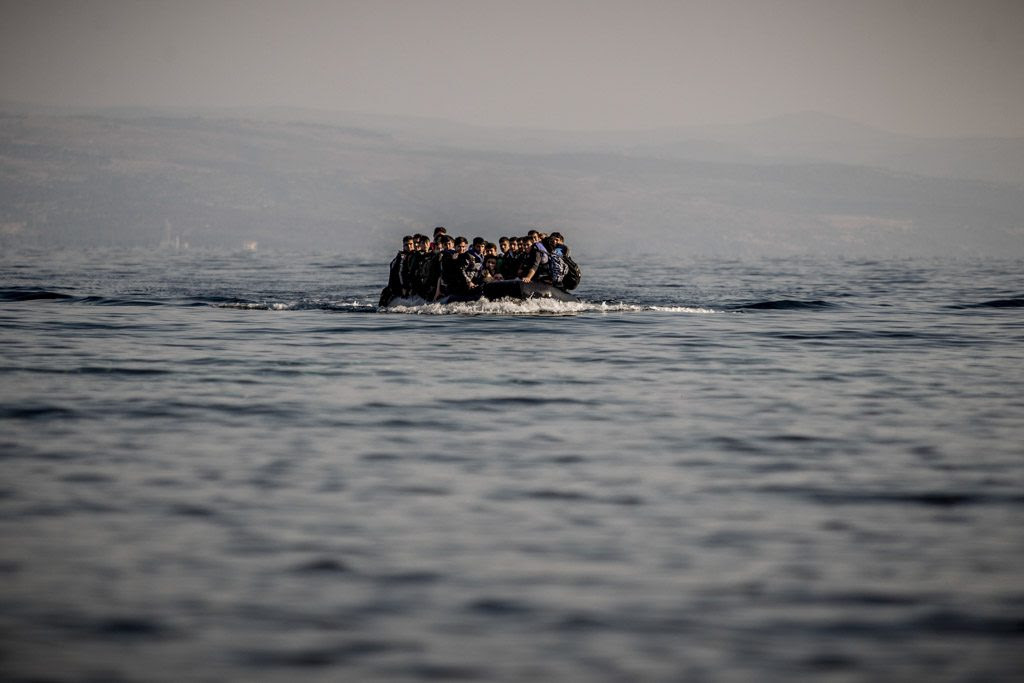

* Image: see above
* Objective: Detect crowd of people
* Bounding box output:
[380,226,578,305]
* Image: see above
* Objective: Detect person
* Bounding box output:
[419,234,447,300]
[520,233,550,284]
[544,234,569,288]
[441,236,479,296]
[480,255,503,284]
[400,234,426,296]
[393,234,415,293]
[431,226,447,251]
[498,238,518,280]
[379,235,415,305]
[429,234,455,299]
[468,237,487,273]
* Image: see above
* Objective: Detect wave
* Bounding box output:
[731,299,836,311]
[952,297,1024,309]
[0,288,73,302]
[1,290,165,306]
[75,296,166,306]
[217,299,379,312]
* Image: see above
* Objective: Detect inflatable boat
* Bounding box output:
[445,280,578,304]
[380,280,578,307]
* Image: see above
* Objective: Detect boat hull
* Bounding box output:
[382,280,578,306]
[480,280,578,303]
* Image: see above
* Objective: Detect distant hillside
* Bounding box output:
[1,108,1022,257]
[634,112,1024,185]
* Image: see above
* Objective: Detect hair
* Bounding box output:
[472,236,486,247]
[455,236,468,245]
[402,235,413,242]
[527,229,540,239]
[433,226,447,237]
[549,232,563,240]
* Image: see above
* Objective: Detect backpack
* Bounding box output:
[561,254,581,290]
[547,251,569,284]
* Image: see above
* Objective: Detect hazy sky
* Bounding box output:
[2,0,1023,136]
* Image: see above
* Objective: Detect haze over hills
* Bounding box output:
[1,104,1022,258]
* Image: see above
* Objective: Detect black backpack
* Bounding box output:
[561,254,581,291]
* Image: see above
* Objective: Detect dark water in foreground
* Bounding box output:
[1,249,1023,682]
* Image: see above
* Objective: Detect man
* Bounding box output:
[498,237,518,280]
[417,234,446,300]
[392,235,415,294]
[431,226,447,251]
[520,233,550,284]
[441,237,479,296]
[544,233,568,288]
[379,235,415,306]
[468,237,487,273]
[403,234,431,298]
[547,232,580,290]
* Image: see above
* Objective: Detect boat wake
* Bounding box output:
[2,288,833,316]
[215,297,718,315]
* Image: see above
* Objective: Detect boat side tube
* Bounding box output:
[481,280,578,302]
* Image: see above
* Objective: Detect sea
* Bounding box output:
[1,247,1022,682]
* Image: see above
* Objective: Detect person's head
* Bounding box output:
[484,256,498,271]
[485,242,498,256]
[499,237,510,252]
[436,235,453,250]
[455,236,469,252]
[414,234,428,251]
[433,226,447,239]
[542,236,557,252]
[402,235,414,251]
[527,229,540,242]
[472,237,486,251]
[549,232,564,245]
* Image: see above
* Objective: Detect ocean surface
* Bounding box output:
[1,247,1022,682]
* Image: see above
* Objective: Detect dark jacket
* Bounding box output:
[418,252,443,301]
[441,250,478,295]
[388,251,409,294]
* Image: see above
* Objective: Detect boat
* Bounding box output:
[380,279,579,307]
[445,279,579,304]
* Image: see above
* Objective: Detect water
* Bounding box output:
[1,248,1022,682]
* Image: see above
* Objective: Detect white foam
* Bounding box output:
[383,297,588,316]
[648,305,719,314]
[218,301,294,310]
[381,298,720,315]
[218,297,719,315]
